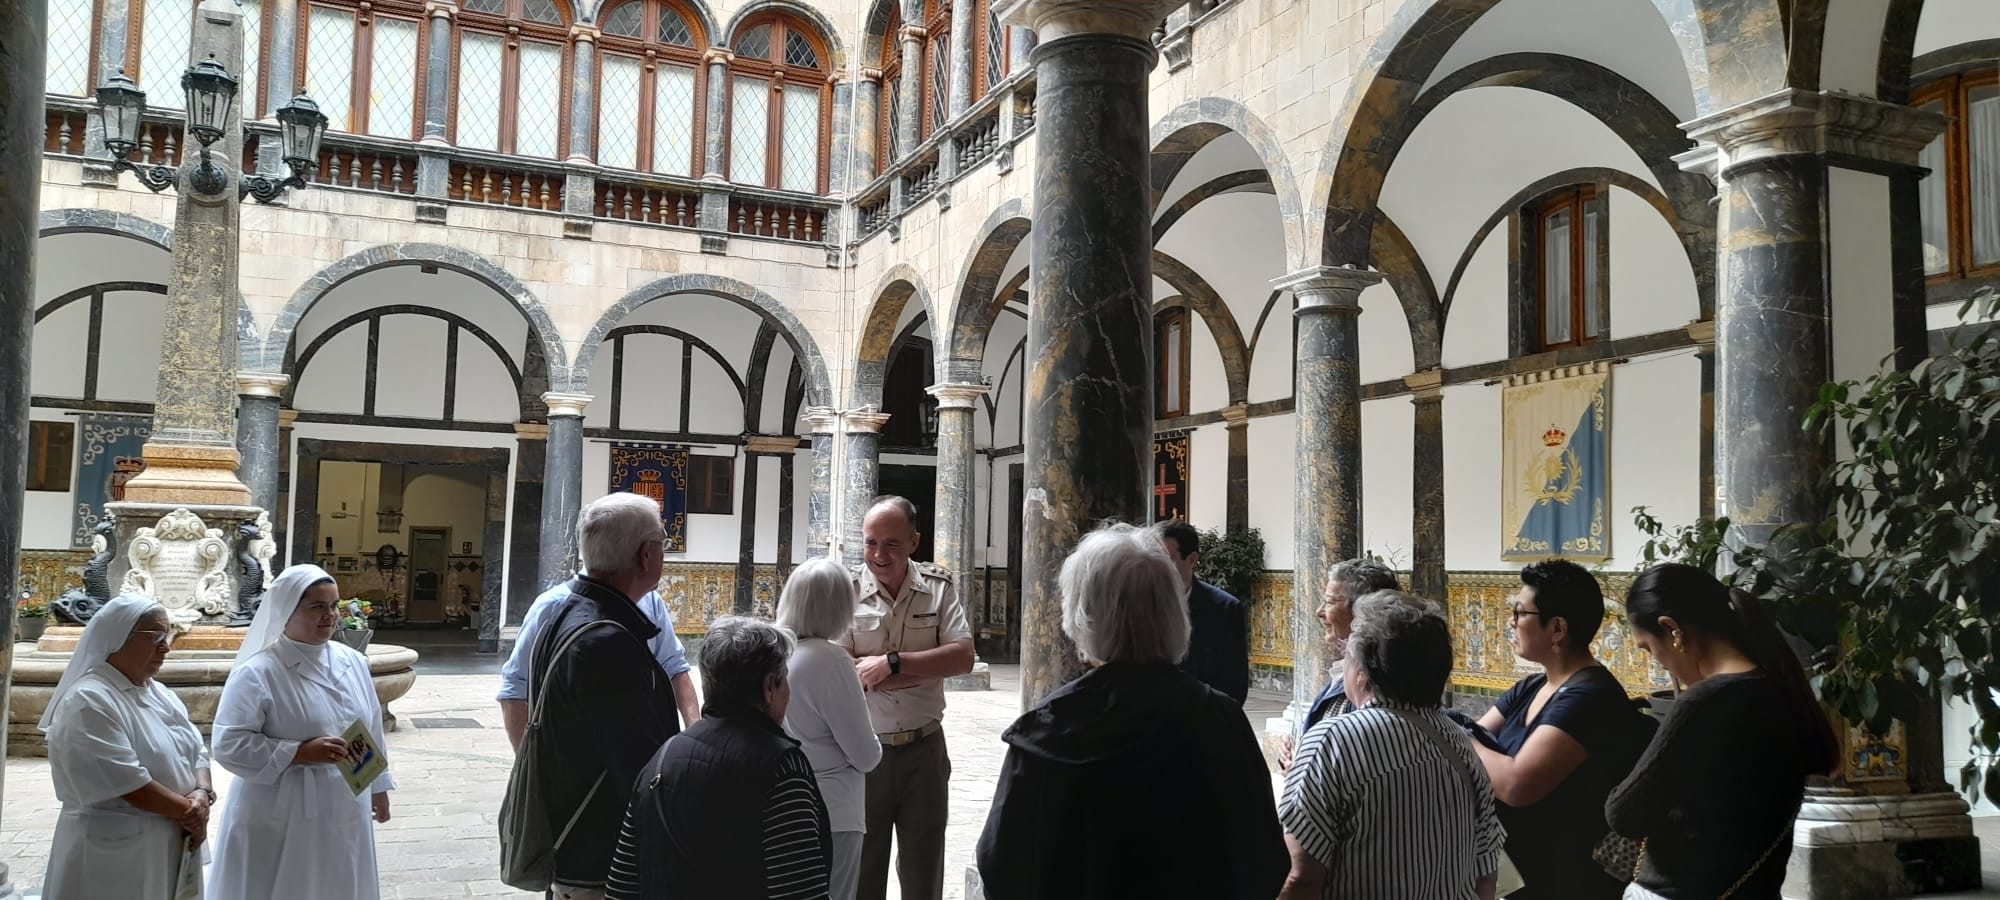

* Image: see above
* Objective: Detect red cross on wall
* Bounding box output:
[1155,464,1178,517]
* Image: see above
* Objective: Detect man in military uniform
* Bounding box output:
[840,495,974,900]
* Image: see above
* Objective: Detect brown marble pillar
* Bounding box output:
[1222,403,1249,533]
[996,0,1179,708]
[801,408,837,559]
[840,411,890,568]
[536,392,591,592]
[896,24,926,157]
[1272,265,1381,719]
[1406,370,1445,604]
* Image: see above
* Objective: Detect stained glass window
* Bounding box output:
[515,40,564,157]
[598,54,642,170]
[304,4,356,130]
[784,30,818,69]
[46,0,96,96]
[653,65,697,175]
[455,31,504,150]
[139,0,195,108]
[367,17,419,138]
[730,75,768,184]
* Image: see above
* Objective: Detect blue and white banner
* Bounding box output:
[609,442,689,553]
[1501,364,1610,562]
[72,414,152,548]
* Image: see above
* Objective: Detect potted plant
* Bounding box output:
[337,598,375,653]
[16,591,47,643]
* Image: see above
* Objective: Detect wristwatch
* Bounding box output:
[192,787,217,804]
[887,651,902,676]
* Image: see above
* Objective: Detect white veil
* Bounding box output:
[38,594,166,732]
[238,564,336,664]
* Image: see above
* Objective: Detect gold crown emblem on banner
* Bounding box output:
[638,470,663,482]
[1542,425,1568,447]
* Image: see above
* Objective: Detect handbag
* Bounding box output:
[1591,831,1643,883]
[1619,823,1793,900]
[498,619,626,891]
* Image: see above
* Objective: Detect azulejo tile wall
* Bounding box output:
[655,562,781,634]
[17,550,90,605]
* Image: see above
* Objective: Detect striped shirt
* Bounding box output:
[1279,701,1506,899]
[763,751,833,899]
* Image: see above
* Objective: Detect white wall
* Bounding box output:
[1915,0,2000,56]
[23,407,78,549]
[1443,228,1512,367]
[373,316,449,419]
[1423,0,1698,119]
[1443,382,1507,570]
[1247,413,1296,569]
[1359,282,1416,382]
[1186,423,1227,529]
[1361,398,1416,566]
[1608,187,1700,338]
[1248,292,1293,403]
[579,441,745,562]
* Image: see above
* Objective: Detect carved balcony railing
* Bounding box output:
[850,68,1038,249]
[448,160,565,212]
[595,177,702,228]
[42,108,90,157]
[953,109,1001,172]
[729,191,832,244]
[856,182,893,239]
[315,143,422,196]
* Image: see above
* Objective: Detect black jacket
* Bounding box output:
[1180,579,1250,704]
[975,663,1288,900]
[529,576,682,888]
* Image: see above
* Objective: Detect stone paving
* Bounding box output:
[0,640,1991,899]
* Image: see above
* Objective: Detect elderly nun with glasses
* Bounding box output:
[208,564,396,900]
[40,594,213,899]
[975,523,1288,900]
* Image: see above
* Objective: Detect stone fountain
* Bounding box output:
[7,506,419,757]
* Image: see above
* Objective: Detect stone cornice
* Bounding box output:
[993,0,1176,42]
[898,23,929,43]
[743,434,804,455]
[800,407,839,434]
[926,382,989,409]
[1682,89,1949,170]
[703,48,734,66]
[844,410,892,434]
[541,391,594,418]
[859,66,884,84]
[569,22,598,42]
[1274,265,1383,312]
[236,372,290,398]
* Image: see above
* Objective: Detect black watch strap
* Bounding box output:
[887,651,902,675]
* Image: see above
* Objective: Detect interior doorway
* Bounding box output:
[408,527,451,624]
[877,464,937,563]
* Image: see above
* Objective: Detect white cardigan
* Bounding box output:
[784,637,884,833]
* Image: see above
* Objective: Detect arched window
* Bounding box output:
[922,0,949,135]
[1155,307,1189,418]
[595,0,705,175]
[727,14,829,194]
[1528,186,1607,350]
[1914,69,2000,280]
[876,3,902,171]
[131,0,196,108]
[972,0,1008,102]
[456,0,571,157]
[46,0,103,97]
[298,0,427,137]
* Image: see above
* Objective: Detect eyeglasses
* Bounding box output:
[1509,608,1547,623]
[131,629,175,649]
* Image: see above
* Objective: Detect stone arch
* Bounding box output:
[852,264,938,408]
[719,0,846,67]
[1149,97,1308,268]
[861,0,897,68]
[945,199,1032,381]
[577,273,834,410]
[1370,213,1444,372]
[37,209,175,250]
[578,0,720,46]
[1150,251,1251,405]
[257,244,569,387]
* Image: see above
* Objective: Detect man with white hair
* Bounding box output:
[520,492,687,900]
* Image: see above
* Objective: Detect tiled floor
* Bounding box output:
[0,638,1992,899]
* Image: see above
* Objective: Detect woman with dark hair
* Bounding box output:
[1607,563,1840,899]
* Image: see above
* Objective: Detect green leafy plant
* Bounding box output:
[15,593,46,620]
[341,598,375,631]
[1194,526,1267,603]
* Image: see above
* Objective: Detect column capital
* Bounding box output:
[541,391,594,418]
[1220,403,1250,427]
[859,66,884,84]
[1404,368,1444,401]
[1275,265,1382,312]
[801,406,840,434]
[277,409,299,428]
[1681,89,1948,171]
[1686,318,1717,346]
[425,0,455,20]
[898,23,929,43]
[569,22,598,42]
[993,0,1178,42]
[515,422,551,440]
[926,382,990,409]
[236,372,290,398]
[704,47,735,66]
[744,434,804,455]
[844,410,892,434]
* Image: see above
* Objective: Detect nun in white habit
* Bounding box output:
[41,594,213,900]
[208,564,396,900]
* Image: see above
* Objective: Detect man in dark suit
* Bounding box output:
[1155,520,1249,704]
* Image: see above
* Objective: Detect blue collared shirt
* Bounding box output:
[497,582,690,702]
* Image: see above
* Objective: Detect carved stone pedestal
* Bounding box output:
[1783,790,1983,899]
[106,502,267,628]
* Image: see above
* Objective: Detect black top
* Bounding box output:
[1489,666,1652,900]
[976,662,1288,900]
[1606,671,1812,899]
[1180,580,1250,704]
[530,576,683,889]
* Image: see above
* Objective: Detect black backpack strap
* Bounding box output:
[528,618,632,727]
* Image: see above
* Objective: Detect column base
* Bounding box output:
[1781,791,1983,899]
[945,661,991,691]
[119,444,252,506]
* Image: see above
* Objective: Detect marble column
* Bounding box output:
[1007,27,1036,73]
[1406,371,1445,604]
[1272,264,1382,718]
[260,0,298,119]
[420,2,453,144]
[121,0,254,507]
[996,0,1175,707]
[1,0,44,894]
[702,49,732,181]
[565,26,597,163]
[928,383,988,589]
[802,408,837,558]
[1689,321,1716,522]
[850,68,883,187]
[536,392,591,591]
[948,0,975,119]
[840,412,891,567]
[896,24,926,154]
[1221,403,1249,533]
[234,373,289,515]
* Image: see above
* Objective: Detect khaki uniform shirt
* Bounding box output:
[838,561,973,734]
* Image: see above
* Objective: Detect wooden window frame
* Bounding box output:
[919,0,949,140]
[971,0,1007,102]
[296,0,430,140]
[877,4,902,174]
[451,0,573,157]
[1915,69,2000,283]
[28,422,76,493]
[726,12,831,194]
[1155,307,1191,419]
[686,454,735,515]
[593,0,707,174]
[1529,185,1607,352]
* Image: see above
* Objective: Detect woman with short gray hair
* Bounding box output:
[977,524,1287,899]
[608,617,832,900]
[1279,591,1506,900]
[777,559,882,900]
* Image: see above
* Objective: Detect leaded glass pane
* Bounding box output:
[735,24,772,61]
[461,0,504,14]
[730,75,769,185]
[1543,209,1572,346]
[657,5,693,46]
[516,40,564,157]
[985,6,1004,89]
[304,5,355,130]
[455,31,504,150]
[601,2,641,37]
[241,2,263,115]
[366,17,418,138]
[46,0,95,96]
[1970,84,2000,267]
[522,0,561,25]
[597,54,641,169]
[1917,100,1949,276]
[784,31,818,69]
[884,78,901,164]
[1583,194,1603,338]
[780,86,818,192]
[928,34,948,132]
[140,0,195,108]
[652,64,696,176]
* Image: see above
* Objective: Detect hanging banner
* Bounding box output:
[1501,363,1611,562]
[72,414,153,549]
[1152,432,1190,523]
[609,442,690,553]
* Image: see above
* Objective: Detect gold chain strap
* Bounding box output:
[1631,826,1791,899]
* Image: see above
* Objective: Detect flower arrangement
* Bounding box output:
[340,598,374,631]
[16,592,47,619]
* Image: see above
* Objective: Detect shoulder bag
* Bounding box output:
[498,618,628,891]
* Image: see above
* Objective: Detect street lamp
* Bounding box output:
[94,56,328,203]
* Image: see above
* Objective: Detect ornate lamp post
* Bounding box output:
[94,59,327,202]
